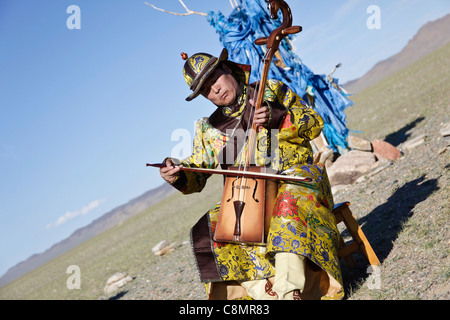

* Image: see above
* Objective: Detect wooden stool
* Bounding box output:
[333,202,380,267]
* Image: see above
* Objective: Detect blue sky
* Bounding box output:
[1,0,449,278]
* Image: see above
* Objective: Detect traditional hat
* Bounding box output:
[182,48,228,101]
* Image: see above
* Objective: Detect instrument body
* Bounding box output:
[214,166,278,244]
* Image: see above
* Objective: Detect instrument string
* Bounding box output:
[234,49,269,202]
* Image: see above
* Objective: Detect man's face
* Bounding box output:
[200,64,241,107]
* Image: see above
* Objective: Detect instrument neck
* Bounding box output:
[242,50,274,168]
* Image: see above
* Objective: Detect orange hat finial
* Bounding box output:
[181,52,188,60]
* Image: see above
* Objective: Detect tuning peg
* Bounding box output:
[282,26,302,35]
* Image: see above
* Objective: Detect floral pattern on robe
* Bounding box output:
[170,79,343,299]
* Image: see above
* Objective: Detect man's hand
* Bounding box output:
[250,99,270,127]
[159,158,182,184]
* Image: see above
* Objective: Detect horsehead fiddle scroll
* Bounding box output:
[147,0,303,244]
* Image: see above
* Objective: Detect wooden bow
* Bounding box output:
[146,162,311,183]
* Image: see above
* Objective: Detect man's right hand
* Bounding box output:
[159,158,183,184]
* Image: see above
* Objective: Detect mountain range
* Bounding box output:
[344,13,450,93]
[1,13,449,288]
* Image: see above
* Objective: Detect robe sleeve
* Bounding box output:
[265,79,324,144]
[166,118,216,194]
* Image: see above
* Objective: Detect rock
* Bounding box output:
[152,240,177,256]
[444,136,450,147]
[348,135,372,152]
[312,135,334,165]
[368,160,392,177]
[106,272,128,286]
[327,150,377,186]
[406,134,426,144]
[311,133,329,152]
[404,139,425,151]
[355,175,367,183]
[354,160,392,184]
[324,157,334,169]
[440,122,450,137]
[331,184,348,195]
[329,171,363,186]
[319,147,334,163]
[152,240,170,253]
[104,272,134,295]
[439,124,450,147]
[371,139,401,161]
[402,134,426,151]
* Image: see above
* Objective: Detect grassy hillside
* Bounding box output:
[336,42,449,299]
[345,41,449,142]
[1,42,448,300]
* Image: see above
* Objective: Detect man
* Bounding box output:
[160,48,343,300]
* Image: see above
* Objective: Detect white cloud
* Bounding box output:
[46,198,106,229]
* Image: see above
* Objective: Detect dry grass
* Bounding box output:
[335,42,450,300]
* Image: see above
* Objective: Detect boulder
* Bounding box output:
[348,135,372,152]
[152,240,170,253]
[329,171,363,186]
[152,240,177,256]
[104,272,134,295]
[327,150,377,186]
[371,139,401,161]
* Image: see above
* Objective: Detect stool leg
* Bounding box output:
[338,234,357,267]
[340,206,380,266]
